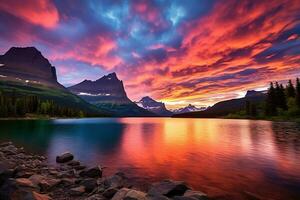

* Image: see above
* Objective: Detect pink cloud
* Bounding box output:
[0,0,59,28]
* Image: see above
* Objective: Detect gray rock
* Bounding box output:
[80,178,97,192]
[56,152,74,163]
[70,186,85,196]
[104,173,127,189]
[67,160,80,166]
[183,190,208,200]
[112,188,130,200]
[79,165,102,178]
[124,189,147,200]
[148,180,189,197]
[103,187,119,198]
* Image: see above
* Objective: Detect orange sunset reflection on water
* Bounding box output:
[1,118,300,200]
[101,118,300,199]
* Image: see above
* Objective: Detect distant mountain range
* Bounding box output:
[0,47,109,116]
[136,96,173,116]
[171,104,207,114]
[68,73,155,117]
[173,90,266,118]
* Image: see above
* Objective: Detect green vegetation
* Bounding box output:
[0,91,87,118]
[0,81,110,118]
[226,78,300,121]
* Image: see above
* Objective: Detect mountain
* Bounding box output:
[173,90,266,118]
[136,96,173,116]
[172,104,206,114]
[0,47,109,116]
[0,47,61,88]
[68,73,155,117]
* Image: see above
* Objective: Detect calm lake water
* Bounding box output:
[0,118,300,199]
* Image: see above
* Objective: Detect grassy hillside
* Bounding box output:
[0,80,111,117]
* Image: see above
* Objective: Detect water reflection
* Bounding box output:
[0,118,300,199]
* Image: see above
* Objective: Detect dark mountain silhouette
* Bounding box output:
[68,73,155,117]
[172,104,206,114]
[173,90,266,118]
[0,47,109,116]
[136,96,173,116]
[0,47,61,88]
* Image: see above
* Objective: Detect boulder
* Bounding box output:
[80,178,98,192]
[104,173,127,189]
[112,188,147,200]
[112,188,130,200]
[103,187,119,198]
[56,152,74,163]
[79,166,102,178]
[29,174,61,191]
[70,186,85,196]
[148,180,189,197]
[125,189,147,200]
[183,190,208,200]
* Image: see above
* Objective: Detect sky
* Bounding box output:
[0,0,300,109]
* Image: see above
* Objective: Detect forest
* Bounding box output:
[0,90,86,118]
[233,78,300,120]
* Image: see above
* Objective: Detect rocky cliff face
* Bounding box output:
[0,47,60,88]
[137,96,173,116]
[68,73,131,104]
[69,73,155,116]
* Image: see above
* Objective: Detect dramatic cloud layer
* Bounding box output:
[0,0,299,108]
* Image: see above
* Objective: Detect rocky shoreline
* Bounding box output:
[0,142,209,200]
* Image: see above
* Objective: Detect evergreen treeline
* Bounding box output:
[230,78,300,120]
[0,90,86,118]
[265,78,300,117]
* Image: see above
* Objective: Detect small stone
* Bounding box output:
[79,165,102,178]
[70,186,85,196]
[183,190,208,200]
[15,178,35,188]
[67,160,80,166]
[148,180,189,198]
[103,187,119,198]
[56,152,74,163]
[31,191,52,200]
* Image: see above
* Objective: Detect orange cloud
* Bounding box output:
[121,0,300,107]
[0,0,59,28]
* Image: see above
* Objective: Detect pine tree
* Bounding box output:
[265,82,277,116]
[279,84,287,110]
[296,77,300,108]
[286,79,296,98]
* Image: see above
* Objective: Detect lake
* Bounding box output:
[0,118,300,199]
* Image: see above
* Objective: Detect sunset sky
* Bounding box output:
[0,0,300,108]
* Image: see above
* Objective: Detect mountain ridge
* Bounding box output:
[136,96,173,116]
[173,90,266,118]
[68,73,156,117]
